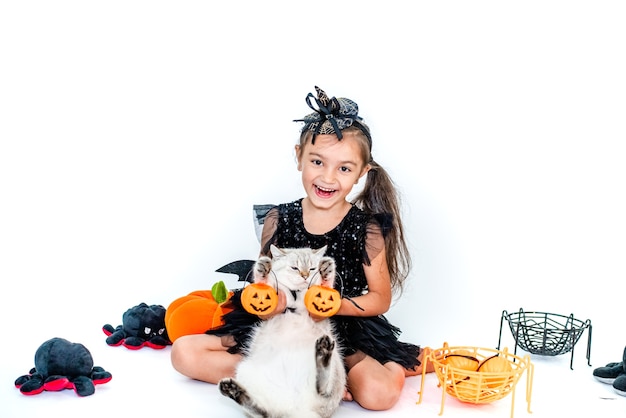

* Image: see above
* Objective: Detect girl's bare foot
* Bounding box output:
[406,347,437,376]
[343,388,353,401]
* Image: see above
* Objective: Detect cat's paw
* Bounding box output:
[253,256,272,282]
[318,256,336,286]
[315,335,335,368]
[219,378,248,404]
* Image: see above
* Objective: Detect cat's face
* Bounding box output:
[269,245,333,291]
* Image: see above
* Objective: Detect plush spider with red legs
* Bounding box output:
[15,337,112,397]
[103,302,171,349]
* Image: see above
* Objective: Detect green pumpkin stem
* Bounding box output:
[211,280,228,304]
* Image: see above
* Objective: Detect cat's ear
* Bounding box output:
[270,245,284,259]
[314,245,327,256]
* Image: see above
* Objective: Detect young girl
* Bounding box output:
[171,86,428,411]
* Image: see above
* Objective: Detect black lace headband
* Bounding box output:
[294,86,372,148]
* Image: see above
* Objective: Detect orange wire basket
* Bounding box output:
[417,343,533,418]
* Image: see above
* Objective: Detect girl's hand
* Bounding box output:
[257,289,287,320]
[308,312,326,322]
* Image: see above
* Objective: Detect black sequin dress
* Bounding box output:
[208,199,420,370]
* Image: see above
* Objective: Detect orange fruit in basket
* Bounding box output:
[479,354,512,373]
[445,350,480,371]
[477,354,513,389]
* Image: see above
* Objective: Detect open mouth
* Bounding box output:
[315,185,336,198]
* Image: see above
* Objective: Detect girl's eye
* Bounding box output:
[340,166,351,173]
[312,159,322,166]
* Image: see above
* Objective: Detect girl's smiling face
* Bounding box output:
[296,132,370,210]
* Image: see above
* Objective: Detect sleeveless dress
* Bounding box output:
[208,199,421,370]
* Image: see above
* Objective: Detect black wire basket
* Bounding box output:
[498,309,592,369]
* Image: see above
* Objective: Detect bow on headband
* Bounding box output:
[294,86,372,146]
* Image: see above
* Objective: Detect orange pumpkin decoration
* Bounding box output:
[165,281,233,342]
[477,354,513,388]
[444,349,480,385]
[241,283,279,315]
[304,285,341,317]
[444,350,480,371]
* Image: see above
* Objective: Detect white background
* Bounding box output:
[1,2,625,417]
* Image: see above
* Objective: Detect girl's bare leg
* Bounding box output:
[344,353,405,411]
[170,334,241,384]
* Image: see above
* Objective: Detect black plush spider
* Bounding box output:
[15,337,112,397]
[103,302,171,349]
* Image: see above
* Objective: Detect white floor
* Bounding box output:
[2,310,623,418]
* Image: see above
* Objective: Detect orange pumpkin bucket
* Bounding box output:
[304,285,341,317]
[240,283,279,315]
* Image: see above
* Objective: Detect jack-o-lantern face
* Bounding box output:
[304,285,341,317]
[241,283,278,315]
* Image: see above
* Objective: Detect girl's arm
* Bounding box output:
[336,241,392,317]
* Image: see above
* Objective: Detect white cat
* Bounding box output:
[219,245,346,418]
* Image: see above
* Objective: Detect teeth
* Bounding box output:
[317,186,334,192]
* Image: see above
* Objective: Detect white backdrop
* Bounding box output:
[1,0,625,392]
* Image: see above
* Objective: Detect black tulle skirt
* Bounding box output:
[206,290,421,370]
